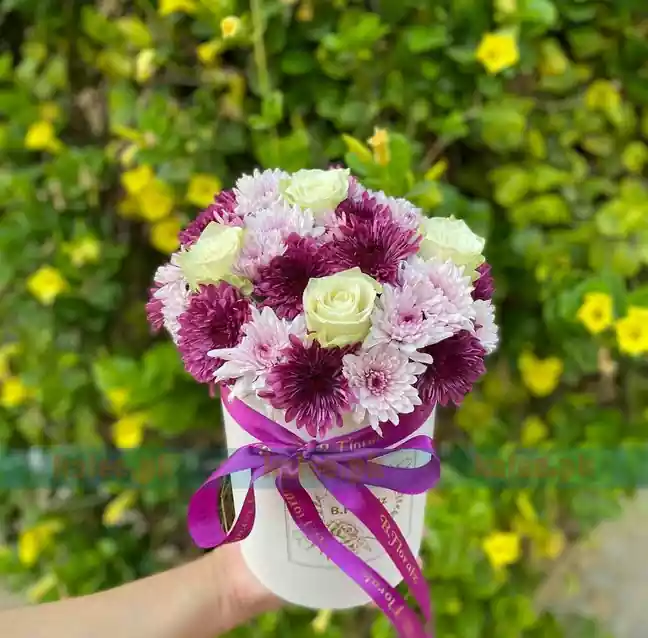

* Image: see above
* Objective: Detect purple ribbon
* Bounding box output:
[188,386,440,638]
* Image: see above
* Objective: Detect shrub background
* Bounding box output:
[1,0,647,636]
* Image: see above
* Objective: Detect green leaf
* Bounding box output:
[404,25,450,53]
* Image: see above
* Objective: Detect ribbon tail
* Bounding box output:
[316,469,432,622]
[187,446,272,549]
[276,469,431,638]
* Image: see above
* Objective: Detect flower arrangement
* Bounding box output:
[147,167,498,437]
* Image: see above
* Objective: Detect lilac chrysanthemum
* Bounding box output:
[343,344,424,433]
[473,299,498,354]
[177,282,251,383]
[234,168,288,217]
[233,229,286,281]
[416,331,486,407]
[401,258,475,332]
[179,190,242,247]
[146,257,190,342]
[365,284,453,358]
[209,307,306,399]
[260,336,352,437]
[254,235,337,319]
[370,190,423,231]
[472,262,494,301]
[246,199,322,238]
[329,215,421,285]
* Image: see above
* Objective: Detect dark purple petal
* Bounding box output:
[179,190,242,247]
[329,213,421,285]
[254,234,338,319]
[259,336,352,437]
[472,262,494,301]
[177,282,251,383]
[416,331,486,407]
[146,287,164,333]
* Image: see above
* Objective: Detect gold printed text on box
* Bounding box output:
[285,452,414,568]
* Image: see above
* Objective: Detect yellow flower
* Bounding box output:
[121,165,154,195]
[112,412,149,449]
[186,174,222,207]
[18,521,63,567]
[518,351,563,397]
[1,376,29,408]
[159,0,197,16]
[107,387,130,415]
[24,121,62,153]
[367,127,390,166]
[576,292,614,335]
[64,236,101,267]
[311,609,332,634]
[103,490,138,526]
[27,266,68,306]
[150,217,181,254]
[615,307,648,356]
[482,531,521,569]
[476,32,519,75]
[197,40,221,65]
[137,179,175,222]
[521,415,548,446]
[221,16,242,39]
[585,80,621,112]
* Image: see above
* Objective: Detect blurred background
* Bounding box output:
[1,0,647,637]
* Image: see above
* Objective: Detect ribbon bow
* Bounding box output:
[188,387,440,638]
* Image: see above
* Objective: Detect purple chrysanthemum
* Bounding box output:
[329,215,421,285]
[335,191,391,225]
[260,336,352,438]
[472,262,494,301]
[416,330,486,407]
[177,282,251,383]
[179,190,242,247]
[254,234,337,319]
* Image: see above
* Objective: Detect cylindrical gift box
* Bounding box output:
[222,394,436,610]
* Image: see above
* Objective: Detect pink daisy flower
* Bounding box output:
[370,191,423,231]
[209,307,306,399]
[177,282,251,383]
[343,344,424,433]
[259,336,353,438]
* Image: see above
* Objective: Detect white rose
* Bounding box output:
[281,168,350,214]
[175,222,244,290]
[303,267,382,347]
[419,215,485,277]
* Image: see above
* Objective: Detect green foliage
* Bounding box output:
[1,0,647,636]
